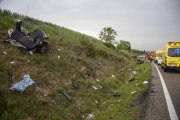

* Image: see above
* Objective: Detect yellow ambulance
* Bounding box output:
[154,50,163,63]
[161,41,180,72]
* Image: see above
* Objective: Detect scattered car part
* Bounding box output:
[60,71,64,75]
[87,72,90,76]
[9,73,13,82]
[101,60,106,66]
[79,72,86,79]
[61,89,72,101]
[102,87,113,92]
[37,83,43,86]
[113,94,120,97]
[129,78,135,82]
[78,52,81,56]
[90,61,98,66]
[71,45,75,50]
[131,100,141,106]
[72,80,78,89]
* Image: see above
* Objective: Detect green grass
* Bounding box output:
[0,9,151,120]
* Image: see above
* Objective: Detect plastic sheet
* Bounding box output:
[10,74,35,92]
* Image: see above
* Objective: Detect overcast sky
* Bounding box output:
[0,0,180,51]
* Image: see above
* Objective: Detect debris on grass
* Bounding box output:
[61,89,72,101]
[79,73,86,79]
[95,101,98,104]
[96,79,99,82]
[90,61,98,66]
[10,74,35,92]
[133,71,137,74]
[93,86,97,89]
[112,75,115,77]
[113,94,120,97]
[3,51,7,54]
[101,60,106,66]
[131,91,136,94]
[9,73,13,82]
[60,71,64,75]
[131,100,141,106]
[143,81,148,84]
[71,45,75,50]
[30,51,33,55]
[129,78,135,82]
[10,62,15,64]
[87,114,94,119]
[72,80,78,89]
[58,49,60,51]
[102,87,113,92]
[27,60,30,63]
[37,83,43,86]
[58,55,60,59]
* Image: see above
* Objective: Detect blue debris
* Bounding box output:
[10,74,35,92]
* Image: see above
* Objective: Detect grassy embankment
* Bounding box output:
[0,9,151,120]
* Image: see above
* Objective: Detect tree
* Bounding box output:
[99,27,117,44]
[117,40,131,52]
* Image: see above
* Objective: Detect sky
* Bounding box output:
[0,0,180,51]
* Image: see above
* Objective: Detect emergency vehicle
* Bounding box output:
[161,41,180,72]
[154,50,163,63]
[147,51,154,60]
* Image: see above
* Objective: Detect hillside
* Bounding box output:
[0,9,151,120]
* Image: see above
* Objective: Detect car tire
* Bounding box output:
[164,68,167,72]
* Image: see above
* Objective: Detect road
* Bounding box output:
[139,60,180,120]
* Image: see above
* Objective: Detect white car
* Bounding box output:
[157,57,162,65]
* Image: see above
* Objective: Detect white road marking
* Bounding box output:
[153,63,179,120]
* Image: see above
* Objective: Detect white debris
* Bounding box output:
[52,74,53,76]
[133,71,137,74]
[143,81,148,84]
[93,86,97,89]
[58,49,60,51]
[112,75,115,77]
[29,51,33,55]
[131,91,136,94]
[87,114,94,119]
[58,56,60,59]
[27,60,30,63]
[3,52,7,54]
[10,62,15,64]
[96,79,99,82]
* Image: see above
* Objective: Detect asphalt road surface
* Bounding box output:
[140,60,180,120]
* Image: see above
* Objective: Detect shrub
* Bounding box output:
[120,50,131,60]
[80,38,97,58]
[98,48,109,58]
[103,43,116,49]
[118,56,124,62]
[1,9,12,16]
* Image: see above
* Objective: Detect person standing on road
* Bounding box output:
[150,55,152,63]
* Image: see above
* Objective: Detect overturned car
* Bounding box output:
[5,20,49,55]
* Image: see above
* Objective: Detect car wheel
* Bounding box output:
[164,68,167,72]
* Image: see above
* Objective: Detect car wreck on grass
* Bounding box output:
[5,20,49,55]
